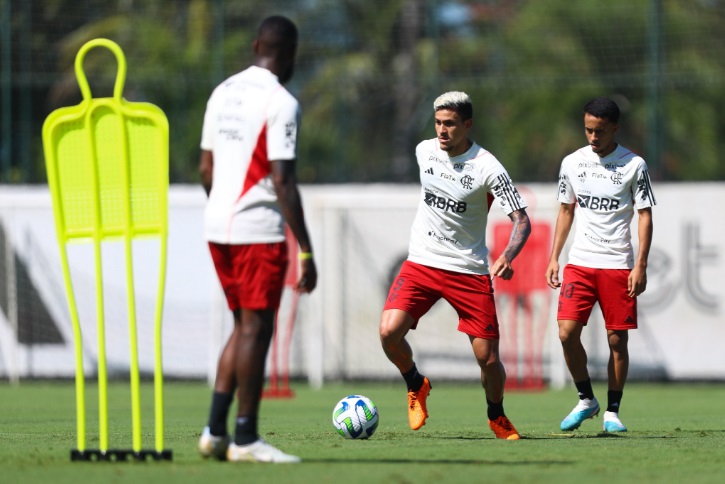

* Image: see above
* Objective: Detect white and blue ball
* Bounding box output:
[332,394,379,439]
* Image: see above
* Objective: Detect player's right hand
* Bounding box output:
[545,260,561,289]
[490,255,514,280]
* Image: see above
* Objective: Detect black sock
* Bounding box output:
[574,379,595,400]
[487,398,505,420]
[607,390,623,413]
[207,391,233,436]
[234,415,259,446]
[402,363,425,392]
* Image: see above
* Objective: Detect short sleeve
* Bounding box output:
[487,159,527,215]
[556,159,575,204]
[266,92,300,161]
[633,160,657,208]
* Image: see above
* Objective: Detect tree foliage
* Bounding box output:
[2,0,725,183]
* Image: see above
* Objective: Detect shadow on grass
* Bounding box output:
[524,432,677,439]
[303,457,573,465]
[672,429,725,435]
[430,433,676,440]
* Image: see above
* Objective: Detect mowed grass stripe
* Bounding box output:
[1,381,724,483]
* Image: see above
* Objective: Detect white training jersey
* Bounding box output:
[557,144,656,269]
[200,66,299,244]
[408,139,527,275]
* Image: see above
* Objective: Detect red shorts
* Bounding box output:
[557,264,637,330]
[208,242,288,311]
[383,260,499,339]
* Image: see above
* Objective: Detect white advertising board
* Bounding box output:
[0,183,722,383]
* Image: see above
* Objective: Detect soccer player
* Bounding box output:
[545,97,655,433]
[196,15,317,463]
[379,91,531,440]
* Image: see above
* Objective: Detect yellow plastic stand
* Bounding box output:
[42,38,171,461]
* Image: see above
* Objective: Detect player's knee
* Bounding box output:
[478,356,502,374]
[379,324,398,348]
[473,345,499,368]
[241,318,274,343]
[608,331,628,352]
[558,327,579,347]
[379,310,409,345]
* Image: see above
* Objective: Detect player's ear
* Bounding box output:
[465,119,473,129]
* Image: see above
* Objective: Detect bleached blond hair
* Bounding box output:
[433,91,473,120]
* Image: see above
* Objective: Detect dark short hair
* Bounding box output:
[583,97,620,123]
[258,15,298,45]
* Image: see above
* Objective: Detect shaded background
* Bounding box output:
[2,0,725,186]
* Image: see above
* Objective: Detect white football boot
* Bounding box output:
[227,439,301,463]
[198,426,230,459]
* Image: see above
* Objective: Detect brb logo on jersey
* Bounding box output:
[577,194,620,211]
[424,192,467,213]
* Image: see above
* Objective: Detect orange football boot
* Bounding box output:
[488,415,520,440]
[407,377,431,430]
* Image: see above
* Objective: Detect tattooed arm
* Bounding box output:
[490,208,531,280]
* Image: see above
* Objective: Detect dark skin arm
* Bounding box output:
[198,150,317,293]
[200,149,213,196]
[270,158,317,293]
[490,208,531,280]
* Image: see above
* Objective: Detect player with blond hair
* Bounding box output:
[380,91,531,440]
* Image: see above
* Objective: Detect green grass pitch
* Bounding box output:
[1,381,724,483]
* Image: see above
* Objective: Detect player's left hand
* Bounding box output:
[295,258,318,293]
[627,266,647,297]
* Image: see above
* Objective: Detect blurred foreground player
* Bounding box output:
[197,15,317,463]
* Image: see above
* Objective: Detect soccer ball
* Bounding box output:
[332,394,379,439]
